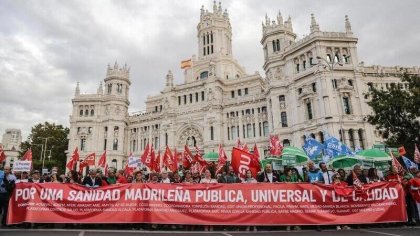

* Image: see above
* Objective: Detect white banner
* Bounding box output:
[13,161,32,172]
[128,156,139,168]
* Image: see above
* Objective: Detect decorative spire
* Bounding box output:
[218,1,222,13]
[97,82,103,95]
[345,15,352,33]
[277,11,283,25]
[286,16,293,30]
[166,70,174,87]
[310,13,320,33]
[223,9,228,18]
[213,0,217,13]
[200,5,204,16]
[114,61,118,69]
[75,82,80,96]
[265,14,270,26]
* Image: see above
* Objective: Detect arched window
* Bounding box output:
[281,112,288,127]
[132,140,136,152]
[272,40,276,52]
[107,84,112,94]
[210,126,214,140]
[334,54,340,63]
[165,133,168,145]
[90,109,94,116]
[283,139,290,147]
[85,110,89,116]
[80,137,86,151]
[310,133,316,139]
[79,109,83,116]
[276,39,280,51]
[189,94,193,103]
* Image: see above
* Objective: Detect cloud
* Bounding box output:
[0,0,419,140]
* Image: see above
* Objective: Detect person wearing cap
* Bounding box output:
[15,171,29,183]
[29,170,44,183]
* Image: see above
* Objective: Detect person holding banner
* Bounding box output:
[29,170,44,183]
[257,163,279,183]
[133,171,144,183]
[0,166,16,227]
[303,161,323,184]
[160,170,172,183]
[82,169,102,187]
[242,169,257,183]
[409,170,420,221]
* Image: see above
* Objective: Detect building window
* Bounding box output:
[231,126,237,140]
[246,124,252,138]
[90,109,94,116]
[281,112,288,127]
[261,106,267,112]
[103,139,107,150]
[178,96,181,105]
[309,57,313,66]
[262,121,269,137]
[184,95,187,104]
[283,139,290,147]
[85,109,89,116]
[189,94,193,103]
[296,64,300,73]
[243,125,246,138]
[195,92,199,102]
[231,91,235,98]
[348,129,355,150]
[332,79,338,89]
[303,61,306,70]
[245,109,251,114]
[244,88,248,95]
[348,79,353,87]
[312,83,316,92]
[358,129,365,149]
[132,140,136,152]
[200,71,209,79]
[306,100,313,120]
[113,139,118,150]
[343,96,351,114]
[165,133,168,146]
[259,122,262,136]
[327,54,332,62]
[343,55,349,63]
[154,137,158,149]
[319,131,324,144]
[107,84,112,94]
[81,138,86,151]
[276,39,280,51]
[272,40,276,52]
[79,109,83,116]
[334,55,340,63]
[227,127,230,140]
[201,91,205,101]
[238,89,242,96]
[210,126,214,141]
[279,95,285,102]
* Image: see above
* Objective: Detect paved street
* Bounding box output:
[0,227,420,236]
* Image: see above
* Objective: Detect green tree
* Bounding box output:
[365,72,420,156]
[19,122,69,172]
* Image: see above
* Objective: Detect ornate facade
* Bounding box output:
[67,2,420,169]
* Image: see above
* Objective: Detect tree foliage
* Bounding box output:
[19,122,69,172]
[365,72,420,156]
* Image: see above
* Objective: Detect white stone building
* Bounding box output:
[1,128,22,166]
[66,2,420,169]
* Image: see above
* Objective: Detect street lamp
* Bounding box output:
[315,55,350,141]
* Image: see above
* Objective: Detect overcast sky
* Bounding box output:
[1,0,419,142]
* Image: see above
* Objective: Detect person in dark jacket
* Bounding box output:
[257,163,279,183]
[346,165,367,186]
[82,169,102,187]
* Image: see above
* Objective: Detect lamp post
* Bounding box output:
[315,55,349,141]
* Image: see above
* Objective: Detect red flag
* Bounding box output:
[22,148,33,161]
[183,145,194,169]
[152,149,161,172]
[414,144,420,164]
[216,144,227,174]
[242,144,249,152]
[84,153,96,166]
[79,160,88,175]
[390,151,404,177]
[235,138,242,149]
[174,148,182,167]
[194,146,208,167]
[352,170,363,190]
[231,147,260,178]
[140,144,154,169]
[398,146,406,156]
[163,146,177,172]
[104,163,109,177]
[269,135,283,156]
[97,151,106,168]
[124,162,134,177]
[66,147,80,171]
[251,144,261,172]
[0,145,6,163]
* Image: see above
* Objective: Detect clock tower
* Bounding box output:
[197,1,232,60]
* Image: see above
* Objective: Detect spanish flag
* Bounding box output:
[180,59,192,69]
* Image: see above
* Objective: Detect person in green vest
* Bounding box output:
[280,167,301,183]
[107,168,117,184]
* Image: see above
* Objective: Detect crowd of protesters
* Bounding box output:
[1,160,420,231]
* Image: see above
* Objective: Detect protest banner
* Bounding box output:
[8,182,406,225]
[12,161,32,172]
[128,156,140,168]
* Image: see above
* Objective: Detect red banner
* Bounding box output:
[8,182,406,225]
